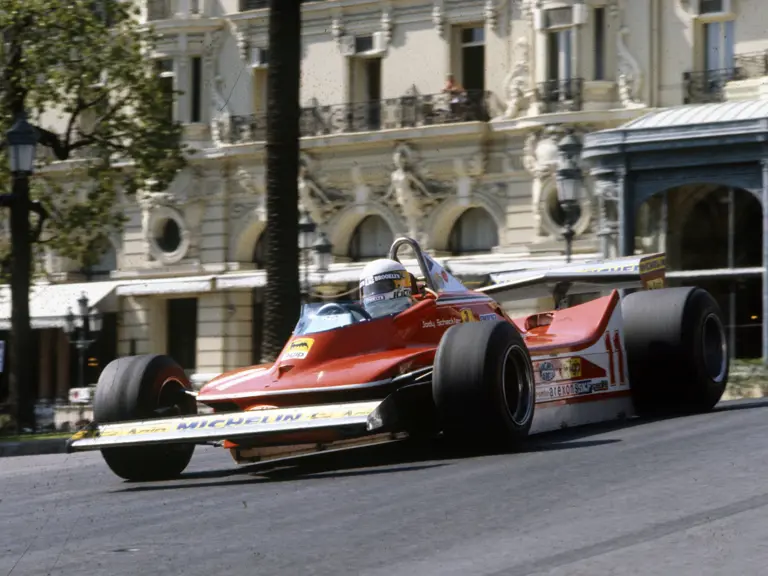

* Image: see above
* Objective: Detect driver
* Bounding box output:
[359,259,415,318]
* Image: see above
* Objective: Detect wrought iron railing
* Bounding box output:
[222,90,492,144]
[683,53,768,104]
[683,68,741,104]
[536,78,584,113]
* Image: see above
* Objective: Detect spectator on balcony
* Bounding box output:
[443,73,466,113]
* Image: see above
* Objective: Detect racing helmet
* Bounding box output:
[359,259,414,318]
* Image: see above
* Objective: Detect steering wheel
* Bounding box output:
[315,303,350,316]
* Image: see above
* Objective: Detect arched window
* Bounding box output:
[348,215,394,262]
[252,234,265,269]
[448,207,498,255]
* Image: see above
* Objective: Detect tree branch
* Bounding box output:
[34,127,68,160]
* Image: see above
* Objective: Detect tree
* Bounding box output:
[0,0,187,432]
[261,0,302,362]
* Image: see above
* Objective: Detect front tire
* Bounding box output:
[622,287,729,416]
[432,320,535,449]
[93,354,198,481]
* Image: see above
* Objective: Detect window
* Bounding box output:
[348,216,393,262]
[190,56,202,123]
[252,234,265,269]
[156,58,175,121]
[700,0,724,13]
[704,20,734,71]
[593,7,605,80]
[167,298,198,374]
[547,28,572,81]
[448,208,498,255]
[355,35,374,53]
[460,27,485,92]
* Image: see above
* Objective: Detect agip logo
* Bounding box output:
[283,338,314,360]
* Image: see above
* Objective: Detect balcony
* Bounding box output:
[239,0,312,10]
[684,51,768,104]
[147,0,202,21]
[222,90,492,145]
[536,78,584,114]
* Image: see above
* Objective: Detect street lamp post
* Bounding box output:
[298,210,317,303]
[312,231,333,275]
[63,293,103,389]
[555,129,584,264]
[5,113,39,434]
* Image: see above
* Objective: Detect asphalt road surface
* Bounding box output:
[3,399,768,576]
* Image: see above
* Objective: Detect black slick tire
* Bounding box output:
[621,287,729,416]
[432,320,535,449]
[93,354,198,481]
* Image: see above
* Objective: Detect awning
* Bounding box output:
[0,280,122,330]
[116,276,216,296]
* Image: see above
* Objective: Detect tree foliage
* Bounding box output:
[0,0,188,269]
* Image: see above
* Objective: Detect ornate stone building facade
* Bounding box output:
[6,0,768,408]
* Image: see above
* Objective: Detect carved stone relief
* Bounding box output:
[432,0,445,37]
[137,166,209,265]
[501,37,533,119]
[611,0,645,109]
[298,153,349,229]
[484,0,499,31]
[382,143,446,247]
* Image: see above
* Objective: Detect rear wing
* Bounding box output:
[477,253,666,302]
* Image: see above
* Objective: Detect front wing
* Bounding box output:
[66,400,383,453]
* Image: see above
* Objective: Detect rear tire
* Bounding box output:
[622,287,729,416]
[93,355,198,481]
[432,320,535,449]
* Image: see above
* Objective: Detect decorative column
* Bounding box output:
[176,35,190,123]
[616,167,634,257]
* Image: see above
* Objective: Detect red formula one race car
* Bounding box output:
[68,237,729,481]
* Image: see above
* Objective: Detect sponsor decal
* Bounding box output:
[645,277,664,290]
[639,255,666,274]
[87,405,376,439]
[539,361,556,382]
[536,378,610,402]
[283,337,314,360]
[562,357,582,379]
[460,308,478,323]
[479,313,498,321]
[533,357,582,383]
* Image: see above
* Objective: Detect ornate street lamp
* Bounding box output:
[555,129,584,263]
[312,231,333,274]
[63,292,103,389]
[298,210,317,302]
[7,113,38,174]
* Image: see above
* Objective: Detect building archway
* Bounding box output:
[348,215,394,262]
[646,184,763,359]
[447,207,499,255]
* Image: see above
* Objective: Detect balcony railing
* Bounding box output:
[239,0,312,9]
[536,78,584,113]
[683,68,741,104]
[683,52,768,104]
[222,90,491,145]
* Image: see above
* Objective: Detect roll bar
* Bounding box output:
[388,237,439,292]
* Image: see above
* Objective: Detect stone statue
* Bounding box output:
[503,37,532,119]
[616,27,644,109]
[297,155,347,226]
[383,147,436,242]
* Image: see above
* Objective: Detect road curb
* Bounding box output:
[0,437,68,458]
